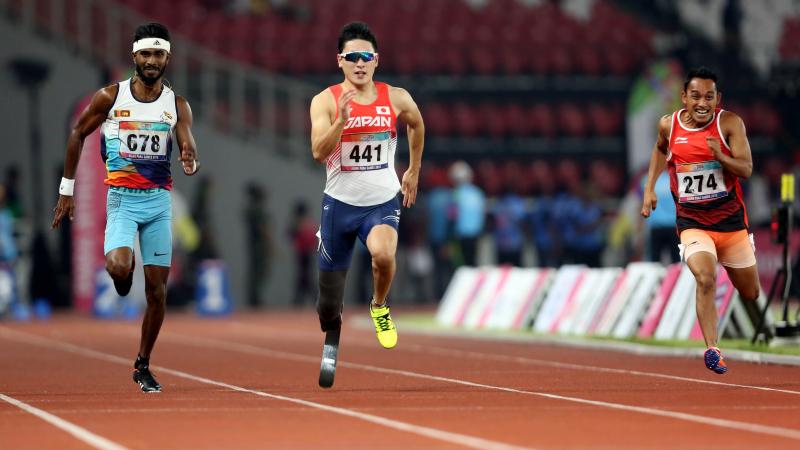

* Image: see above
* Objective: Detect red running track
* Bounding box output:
[1,310,799,449]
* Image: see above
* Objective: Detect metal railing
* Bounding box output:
[3,0,317,158]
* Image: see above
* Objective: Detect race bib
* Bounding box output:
[340,132,390,171]
[118,121,170,161]
[676,160,727,203]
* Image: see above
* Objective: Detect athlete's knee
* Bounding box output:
[739,284,760,302]
[106,260,130,281]
[694,270,717,297]
[144,283,166,305]
[370,247,396,270]
[317,270,346,331]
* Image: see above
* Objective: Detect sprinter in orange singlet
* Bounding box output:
[641,67,759,374]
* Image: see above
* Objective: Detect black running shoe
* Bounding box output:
[114,255,135,296]
[133,367,162,393]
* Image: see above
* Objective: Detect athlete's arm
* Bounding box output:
[711,111,753,179]
[641,114,671,218]
[175,96,199,176]
[51,85,117,229]
[310,88,357,163]
[391,87,425,208]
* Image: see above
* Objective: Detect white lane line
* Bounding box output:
[0,393,129,450]
[159,332,800,442]
[224,321,800,396]
[0,327,532,450]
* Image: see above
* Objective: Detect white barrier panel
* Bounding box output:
[435,267,484,326]
[484,268,553,330]
[654,266,696,340]
[638,263,683,337]
[556,269,622,335]
[532,265,586,333]
[592,263,659,336]
[612,263,665,338]
[462,267,512,329]
[568,268,623,335]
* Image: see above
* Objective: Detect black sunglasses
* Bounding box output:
[339,51,377,63]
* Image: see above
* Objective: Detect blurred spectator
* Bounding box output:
[3,166,22,218]
[529,160,560,267]
[243,182,273,308]
[287,200,317,307]
[424,165,454,298]
[643,172,679,263]
[450,161,485,266]
[0,186,17,263]
[556,178,606,267]
[491,182,527,266]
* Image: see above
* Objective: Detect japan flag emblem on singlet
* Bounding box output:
[376,106,390,115]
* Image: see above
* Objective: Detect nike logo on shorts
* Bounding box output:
[154,251,168,256]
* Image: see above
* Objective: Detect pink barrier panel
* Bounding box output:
[549,271,587,333]
[477,266,514,327]
[637,263,682,338]
[71,94,108,313]
[512,269,551,329]
[587,270,627,335]
[454,270,487,326]
[689,269,734,340]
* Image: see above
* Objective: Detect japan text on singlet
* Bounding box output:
[666,108,748,233]
[100,78,177,190]
[324,82,400,206]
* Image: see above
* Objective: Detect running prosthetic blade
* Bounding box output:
[318,328,341,388]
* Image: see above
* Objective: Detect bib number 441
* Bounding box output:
[348,144,382,163]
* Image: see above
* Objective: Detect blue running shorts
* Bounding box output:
[104,186,173,267]
[317,194,401,271]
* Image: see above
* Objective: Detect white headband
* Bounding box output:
[133,38,171,53]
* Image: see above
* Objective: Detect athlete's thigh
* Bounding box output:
[138,191,173,267]
[723,264,760,300]
[679,229,717,264]
[716,230,756,269]
[318,195,358,271]
[366,224,398,257]
[104,189,137,255]
[357,196,400,247]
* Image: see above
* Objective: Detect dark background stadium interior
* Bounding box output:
[1,0,798,313]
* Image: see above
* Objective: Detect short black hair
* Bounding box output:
[683,67,718,91]
[337,22,377,53]
[133,22,170,43]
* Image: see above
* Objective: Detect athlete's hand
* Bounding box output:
[51,195,75,229]
[641,190,657,218]
[401,168,419,208]
[179,141,199,175]
[338,89,357,122]
[707,136,723,160]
